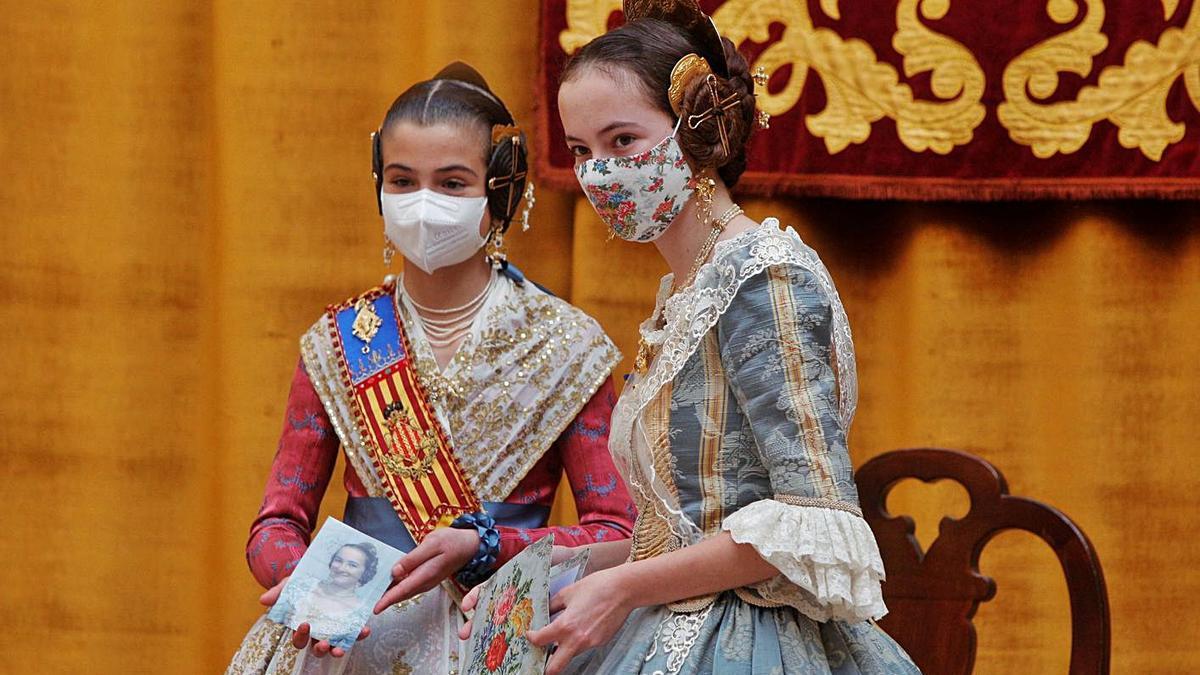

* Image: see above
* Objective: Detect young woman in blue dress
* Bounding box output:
[461,2,922,673]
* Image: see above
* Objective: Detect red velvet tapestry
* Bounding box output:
[536,0,1200,200]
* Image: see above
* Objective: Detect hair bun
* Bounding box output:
[433,61,492,91]
[677,38,756,187]
[430,61,514,127]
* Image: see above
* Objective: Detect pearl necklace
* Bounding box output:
[404,273,496,348]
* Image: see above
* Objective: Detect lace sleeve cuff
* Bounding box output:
[722,497,888,623]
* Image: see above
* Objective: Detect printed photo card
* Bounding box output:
[267,517,404,650]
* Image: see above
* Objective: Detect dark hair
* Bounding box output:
[373,62,529,227]
[381,64,514,161]
[331,542,379,586]
[561,19,757,188]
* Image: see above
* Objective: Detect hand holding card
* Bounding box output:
[463,535,554,674]
[266,517,404,651]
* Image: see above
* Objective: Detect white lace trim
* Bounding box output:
[609,219,859,545]
[722,498,888,623]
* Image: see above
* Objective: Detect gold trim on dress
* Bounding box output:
[773,493,864,518]
[397,278,620,502]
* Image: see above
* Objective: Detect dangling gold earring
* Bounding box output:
[484,223,507,269]
[520,182,536,232]
[383,235,396,266]
[693,171,717,226]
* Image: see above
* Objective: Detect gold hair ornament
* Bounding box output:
[668,53,713,116]
[751,66,771,129]
[623,0,728,77]
[687,74,742,160]
[752,66,768,89]
[491,124,522,145]
[371,131,380,183]
[487,125,528,223]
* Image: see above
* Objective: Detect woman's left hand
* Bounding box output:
[288,622,371,658]
[259,579,371,657]
[374,527,479,613]
[456,581,488,638]
[524,568,635,675]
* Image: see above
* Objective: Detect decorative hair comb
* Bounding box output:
[688,74,742,159]
[667,53,713,115]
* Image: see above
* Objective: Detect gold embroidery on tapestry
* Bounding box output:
[559,0,986,155]
[559,0,1200,161]
[559,0,622,54]
[998,0,1200,161]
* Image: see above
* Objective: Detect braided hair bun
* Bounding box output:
[676,38,756,187]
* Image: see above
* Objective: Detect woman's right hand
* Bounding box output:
[373,526,479,613]
[259,578,371,658]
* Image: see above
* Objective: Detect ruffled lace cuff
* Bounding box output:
[722,497,888,623]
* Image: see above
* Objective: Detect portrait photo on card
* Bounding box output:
[266,517,404,650]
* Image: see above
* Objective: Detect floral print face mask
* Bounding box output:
[575,124,695,243]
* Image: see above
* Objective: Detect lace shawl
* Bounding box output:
[302,273,620,502]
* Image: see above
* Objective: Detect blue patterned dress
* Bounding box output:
[566,220,920,674]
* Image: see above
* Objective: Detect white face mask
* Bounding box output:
[381,189,489,274]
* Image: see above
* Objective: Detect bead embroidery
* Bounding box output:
[399,277,620,501]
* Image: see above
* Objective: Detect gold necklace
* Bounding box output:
[676,204,743,292]
[633,203,744,374]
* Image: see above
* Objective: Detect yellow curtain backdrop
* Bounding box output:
[1,2,1197,673]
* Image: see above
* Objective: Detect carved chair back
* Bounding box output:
[855,448,1110,675]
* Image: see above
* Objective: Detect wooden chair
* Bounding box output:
[855,448,1110,675]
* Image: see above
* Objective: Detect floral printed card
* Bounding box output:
[266,517,404,651]
[466,534,553,675]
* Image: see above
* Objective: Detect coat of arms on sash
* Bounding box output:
[324,285,481,541]
[380,400,439,479]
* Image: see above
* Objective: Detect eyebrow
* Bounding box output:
[435,164,480,177]
[383,163,480,177]
[564,120,643,142]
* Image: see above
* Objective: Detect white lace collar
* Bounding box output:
[608,219,859,541]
